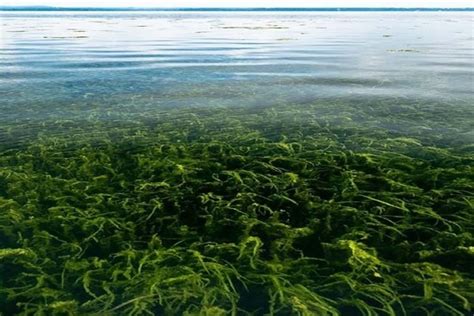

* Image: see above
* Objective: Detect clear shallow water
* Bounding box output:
[0,12,473,143]
[2,12,474,316]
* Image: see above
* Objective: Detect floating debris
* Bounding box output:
[387,49,421,53]
[220,26,289,30]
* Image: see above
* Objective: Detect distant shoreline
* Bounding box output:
[1,7,473,12]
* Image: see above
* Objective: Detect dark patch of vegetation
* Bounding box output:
[0,102,472,315]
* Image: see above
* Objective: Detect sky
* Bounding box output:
[1,0,472,8]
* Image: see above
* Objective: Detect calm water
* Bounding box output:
[0,12,473,143]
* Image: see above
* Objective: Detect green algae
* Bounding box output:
[0,101,473,315]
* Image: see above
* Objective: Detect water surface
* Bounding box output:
[0,12,473,145]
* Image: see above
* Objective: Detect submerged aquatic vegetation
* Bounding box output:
[0,100,473,315]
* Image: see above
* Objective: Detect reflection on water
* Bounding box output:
[0,12,473,143]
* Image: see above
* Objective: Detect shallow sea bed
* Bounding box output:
[0,100,473,315]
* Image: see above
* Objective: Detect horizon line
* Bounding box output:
[1,6,473,11]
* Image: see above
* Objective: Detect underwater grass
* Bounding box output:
[0,100,473,315]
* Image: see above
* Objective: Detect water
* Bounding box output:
[1,11,473,315]
[0,12,473,147]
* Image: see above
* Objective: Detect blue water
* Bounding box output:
[0,11,473,144]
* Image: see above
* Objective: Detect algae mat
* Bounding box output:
[0,100,473,315]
